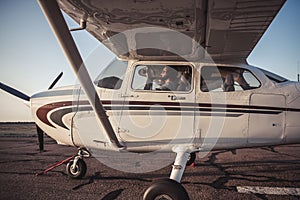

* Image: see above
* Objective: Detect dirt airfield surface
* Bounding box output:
[0,123,299,200]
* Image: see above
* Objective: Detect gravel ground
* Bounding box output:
[0,123,299,200]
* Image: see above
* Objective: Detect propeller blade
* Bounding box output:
[36,124,44,151]
[36,72,62,151]
[48,72,63,90]
[0,82,30,101]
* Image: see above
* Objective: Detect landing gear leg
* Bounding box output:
[143,149,190,200]
[66,148,90,179]
[170,150,190,182]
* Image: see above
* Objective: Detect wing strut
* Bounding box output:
[38,0,124,149]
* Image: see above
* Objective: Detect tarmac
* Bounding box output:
[0,123,299,200]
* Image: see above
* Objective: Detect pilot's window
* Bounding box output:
[132,65,192,92]
[94,59,128,90]
[201,66,260,92]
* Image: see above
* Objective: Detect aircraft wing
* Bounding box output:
[58,0,285,61]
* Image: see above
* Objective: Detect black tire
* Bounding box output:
[66,159,87,179]
[186,152,196,166]
[143,179,189,200]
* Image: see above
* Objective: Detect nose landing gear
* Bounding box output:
[66,148,90,179]
[66,158,87,179]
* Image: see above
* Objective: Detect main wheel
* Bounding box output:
[143,179,189,200]
[186,152,196,166]
[66,158,87,179]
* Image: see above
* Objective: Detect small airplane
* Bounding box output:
[1,0,300,199]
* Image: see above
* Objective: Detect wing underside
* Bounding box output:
[58,0,285,61]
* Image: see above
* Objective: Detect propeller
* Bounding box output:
[48,72,63,90]
[36,72,63,151]
[0,72,63,151]
[0,82,30,101]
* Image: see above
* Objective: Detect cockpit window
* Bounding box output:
[201,66,261,92]
[94,59,128,90]
[132,64,192,92]
[259,68,289,83]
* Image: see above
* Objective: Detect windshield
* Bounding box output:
[258,68,289,83]
[94,58,128,89]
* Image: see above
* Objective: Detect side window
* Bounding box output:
[94,59,128,90]
[132,65,192,92]
[201,66,260,92]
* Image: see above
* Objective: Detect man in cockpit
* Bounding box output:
[157,66,178,91]
[144,66,179,91]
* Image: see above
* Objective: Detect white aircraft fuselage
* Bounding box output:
[30,60,300,153]
[2,0,299,198]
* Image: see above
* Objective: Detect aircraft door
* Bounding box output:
[71,59,128,149]
[118,63,196,148]
[198,65,256,150]
[248,93,285,144]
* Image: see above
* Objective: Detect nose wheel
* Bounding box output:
[66,148,90,179]
[66,158,87,179]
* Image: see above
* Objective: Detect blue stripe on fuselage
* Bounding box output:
[31,89,81,99]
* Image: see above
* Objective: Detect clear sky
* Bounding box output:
[0,0,299,122]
